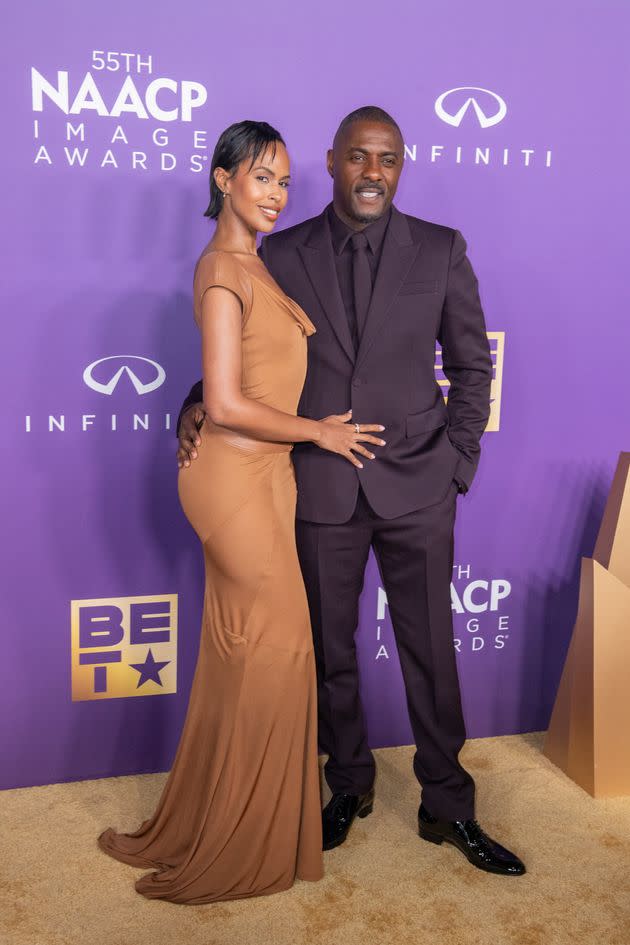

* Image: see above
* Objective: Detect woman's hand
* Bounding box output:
[315,410,386,468]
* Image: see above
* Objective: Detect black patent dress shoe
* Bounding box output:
[418,804,526,876]
[322,789,375,851]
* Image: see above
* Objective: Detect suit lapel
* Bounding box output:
[297,209,356,365]
[355,207,421,371]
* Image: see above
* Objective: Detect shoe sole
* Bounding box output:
[322,802,374,851]
[418,825,526,876]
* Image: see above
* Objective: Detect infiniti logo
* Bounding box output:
[83,356,166,395]
[434,87,507,129]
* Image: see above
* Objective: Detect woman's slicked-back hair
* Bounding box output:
[204,120,285,219]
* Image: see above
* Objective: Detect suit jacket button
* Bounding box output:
[352,378,362,388]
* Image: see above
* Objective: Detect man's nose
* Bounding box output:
[363,159,383,181]
[363,154,382,181]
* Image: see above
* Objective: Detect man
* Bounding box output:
[177,106,525,876]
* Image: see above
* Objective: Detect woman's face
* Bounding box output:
[217,142,291,234]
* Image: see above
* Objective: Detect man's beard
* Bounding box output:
[348,191,387,225]
[350,207,385,224]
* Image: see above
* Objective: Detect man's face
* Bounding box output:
[327,119,404,228]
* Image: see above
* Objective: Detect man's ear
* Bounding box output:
[326,149,334,179]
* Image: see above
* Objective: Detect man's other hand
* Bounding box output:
[177,404,206,468]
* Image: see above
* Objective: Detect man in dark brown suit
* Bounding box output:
[177,107,525,876]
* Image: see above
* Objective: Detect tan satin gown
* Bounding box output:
[98,250,323,903]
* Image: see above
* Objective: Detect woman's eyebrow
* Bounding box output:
[251,165,291,181]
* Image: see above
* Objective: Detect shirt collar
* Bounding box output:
[327,203,392,256]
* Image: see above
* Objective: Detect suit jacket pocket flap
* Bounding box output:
[398,280,438,296]
[406,403,447,437]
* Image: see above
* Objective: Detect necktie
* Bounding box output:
[351,231,371,346]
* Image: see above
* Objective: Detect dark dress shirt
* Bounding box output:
[327,204,392,348]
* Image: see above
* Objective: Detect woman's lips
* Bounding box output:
[259,206,280,220]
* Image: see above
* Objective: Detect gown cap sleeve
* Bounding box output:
[193,251,253,325]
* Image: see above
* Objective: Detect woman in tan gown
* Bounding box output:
[98,121,384,904]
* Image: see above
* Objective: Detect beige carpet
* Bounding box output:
[2,733,630,945]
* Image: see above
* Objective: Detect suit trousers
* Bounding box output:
[295,481,476,821]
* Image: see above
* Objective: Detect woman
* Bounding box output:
[98,121,385,904]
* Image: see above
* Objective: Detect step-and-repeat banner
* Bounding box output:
[2,1,628,788]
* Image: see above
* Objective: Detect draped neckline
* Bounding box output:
[246,270,317,338]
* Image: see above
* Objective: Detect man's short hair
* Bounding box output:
[333,106,402,148]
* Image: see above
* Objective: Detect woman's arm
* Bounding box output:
[200,286,385,467]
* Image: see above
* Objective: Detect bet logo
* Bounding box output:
[435,331,504,432]
[71,595,177,701]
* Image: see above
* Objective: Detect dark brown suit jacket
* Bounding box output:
[180,204,492,524]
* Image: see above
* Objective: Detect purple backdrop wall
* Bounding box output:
[2,0,628,789]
